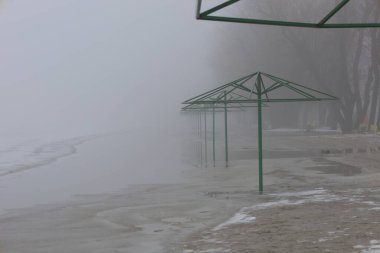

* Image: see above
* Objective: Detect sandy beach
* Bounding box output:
[1,131,380,253]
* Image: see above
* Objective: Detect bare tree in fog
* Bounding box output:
[212,1,380,133]
[278,1,380,133]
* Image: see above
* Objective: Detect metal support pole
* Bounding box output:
[224,91,229,167]
[213,104,216,167]
[196,0,202,19]
[193,112,197,167]
[199,112,203,168]
[257,75,263,193]
[204,109,208,167]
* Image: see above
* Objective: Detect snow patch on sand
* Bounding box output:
[358,200,380,210]
[254,189,342,210]
[201,238,224,244]
[272,189,327,197]
[362,201,377,206]
[271,189,342,202]
[200,248,230,253]
[212,188,342,231]
[253,199,296,209]
[212,208,256,231]
[354,240,380,253]
[183,249,231,253]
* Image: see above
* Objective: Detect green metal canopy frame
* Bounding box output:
[182,72,338,193]
[196,0,380,28]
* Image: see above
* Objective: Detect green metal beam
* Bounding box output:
[186,98,333,104]
[183,76,246,104]
[196,0,202,19]
[199,0,240,17]
[262,81,281,95]
[215,75,255,102]
[184,72,337,107]
[200,15,380,29]
[182,107,254,111]
[261,72,339,100]
[230,91,255,101]
[281,82,317,99]
[318,0,351,26]
[196,0,380,28]
[232,82,254,94]
[183,73,257,104]
[181,103,260,111]
[200,15,318,28]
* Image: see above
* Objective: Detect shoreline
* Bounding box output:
[0,134,101,178]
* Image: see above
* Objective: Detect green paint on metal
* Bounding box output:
[204,110,208,167]
[200,0,240,17]
[224,91,229,168]
[196,0,380,29]
[199,112,203,168]
[181,103,261,112]
[183,72,338,106]
[183,73,257,104]
[318,0,351,26]
[213,105,216,167]
[257,73,263,193]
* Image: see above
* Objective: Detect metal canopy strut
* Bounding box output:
[213,105,216,167]
[257,74,263,193]
[224,91,229,167]
[204,110,208,167]
[196,0,380,28]
[182,72,338,193]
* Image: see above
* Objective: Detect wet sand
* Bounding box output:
[1,133,380,253]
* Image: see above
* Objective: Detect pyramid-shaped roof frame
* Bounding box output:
[182,72,338,105]
[181,102,266,112]
[196,0,380,28]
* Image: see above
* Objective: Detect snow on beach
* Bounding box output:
[354,240,380,253]
[212,188,343,231]
[185,185,380,253]
[212,209,256,231]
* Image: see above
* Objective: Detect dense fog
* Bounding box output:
[0,0,218,139]
[0,0,226,213]
[1,1,379,138]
